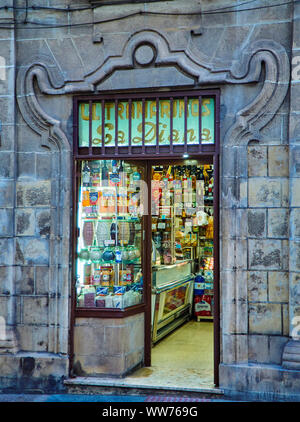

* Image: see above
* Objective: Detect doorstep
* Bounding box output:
[64,375,224,399]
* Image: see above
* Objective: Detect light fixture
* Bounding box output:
[183,153,189,158]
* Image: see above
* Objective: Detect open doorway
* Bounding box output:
[128,158,218,389]
[149,160,215,387]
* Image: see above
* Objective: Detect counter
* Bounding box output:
[151,260,194,343]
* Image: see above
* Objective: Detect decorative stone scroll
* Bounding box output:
[16,28,290,361]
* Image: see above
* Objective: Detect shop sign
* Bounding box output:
[78,98,215,147]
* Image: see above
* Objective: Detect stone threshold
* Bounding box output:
[64,376,224,397]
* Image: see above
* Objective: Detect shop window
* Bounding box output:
[75,160,145,311]
[73,91,219,317]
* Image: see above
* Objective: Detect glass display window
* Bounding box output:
[75,160,145,311]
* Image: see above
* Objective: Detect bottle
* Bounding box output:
[82,162,91,187]
[115,249,122,264]
[102,161,109,186]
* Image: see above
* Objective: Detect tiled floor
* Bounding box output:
[126,319,215,391]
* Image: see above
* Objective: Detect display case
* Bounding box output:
[75,160,145,311]
[151,260,194,343]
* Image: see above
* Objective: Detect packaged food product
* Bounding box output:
[102,266,113,286]
[194,294,212,317]
[83,264,91,285]
[84,292,95,307]
[113,285,126,295]
[105,294,113,308]
[96,286,109,296]
[95,297,106,308]
[119,270,128,286]
[92,268,101,285]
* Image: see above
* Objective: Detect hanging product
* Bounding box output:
[118,220,130,245]
[82,161,91,187]
[101,161,109,186]
[129,222,135,245]
[96,219,111,247]
[83,264,91,285]
[82,221,94,246]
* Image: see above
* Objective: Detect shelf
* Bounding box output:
[196,315,213,321]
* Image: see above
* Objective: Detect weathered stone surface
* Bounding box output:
[15,238,49,265]
[0,266,13,294]
[268,271,289,302]
[290,146,300,177]
[290,241,300,271]
[22,297,48,325]
[16,325,49,352]
[16,181,51,207]
[249,303,282,335]
[0,209,13,237]
[248,271,268,302]
[268,208,289,238]
[268,146,289,177]
[249,239,282,270]
[15,266,34,295]
[249,178,281,207]
[15,209,35,236]
[0,180,14,208]
[291,179,300,207]
[35,266,50,295]
[248,209,266,237]
[0,238,13,265]
[248,335,269,363]
[17,153,36,178]
[248,145,267,177]
[0,152,13,178]
[36,210,51,237]
[290,208,300,239]
[73,315,144,376]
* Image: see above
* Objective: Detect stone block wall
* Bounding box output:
[72,315,144,377]
[0,0,299,395]
[0,1,17,357]
[247,142,290,361]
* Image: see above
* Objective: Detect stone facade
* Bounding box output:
[73,315,144,377]
[0,0,299,399]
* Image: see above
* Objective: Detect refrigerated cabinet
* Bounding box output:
[151,260,194,343]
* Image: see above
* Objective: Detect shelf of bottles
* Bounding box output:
[75,160,144,309]
[150,163,214,320]
[151,163,213,267]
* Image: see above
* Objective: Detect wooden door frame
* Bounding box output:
[143,155,220,387]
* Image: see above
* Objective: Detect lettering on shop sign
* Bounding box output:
[78,98,215,147]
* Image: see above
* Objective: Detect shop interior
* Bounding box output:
[150,162,214,386]
[75,159,215,387]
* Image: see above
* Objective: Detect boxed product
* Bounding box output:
[194,294,212,317]
[84,292,96,307]
[95,296,106,308]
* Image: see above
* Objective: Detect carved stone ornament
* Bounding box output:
[17,29,290,149]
